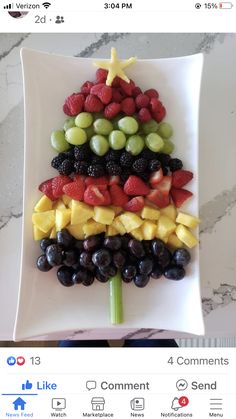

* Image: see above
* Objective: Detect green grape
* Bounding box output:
[90,135,109,156]
[118,116,139,135]
[65,127,87,145]
[75,112,93,129]
[142,119,159,135]
[157,122,173,139]
[160,139,175,154]
[126,135,145,156]
[63,117,75,131]
[145,133,164,152]
[94,118,113,136]
[85,125,95,139]
[51,130,70,152]
[109,130,126,150]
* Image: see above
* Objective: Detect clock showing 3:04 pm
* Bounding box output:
[104,2,133,9]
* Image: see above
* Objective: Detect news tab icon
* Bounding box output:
[130,398,145,411]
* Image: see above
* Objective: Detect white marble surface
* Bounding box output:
[0,33,236,341]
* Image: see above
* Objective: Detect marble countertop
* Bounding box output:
[0,33,236,341]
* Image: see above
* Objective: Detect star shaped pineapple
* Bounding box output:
[94,47,136,86]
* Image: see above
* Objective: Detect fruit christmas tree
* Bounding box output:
[32,48,200,324]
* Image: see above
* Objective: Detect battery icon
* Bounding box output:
[219,2,233,8]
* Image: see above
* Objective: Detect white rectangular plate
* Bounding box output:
[14,48,204,340]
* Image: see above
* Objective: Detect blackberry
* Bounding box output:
[74,143,91,161]
[139,172,150,182]
[169,158,183,172]
[105,149,121,162]
[106,161,122,176]
[158,153,171,166]
[120,151,134,167]
[140,148,157,160]
[58,159,74,175]
[51,154,65,170]
[74,161,89,175]
[64,147,75,160]
[132,158,148,173]
[92,155,106,165]
[87,164,105,177]
[149,159,161,172]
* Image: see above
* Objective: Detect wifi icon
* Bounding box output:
[42,2,51,8]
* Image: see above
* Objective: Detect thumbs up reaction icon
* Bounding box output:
[22,380,33,390]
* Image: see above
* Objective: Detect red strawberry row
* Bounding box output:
[63,68,166,123]
[38,168,193,211]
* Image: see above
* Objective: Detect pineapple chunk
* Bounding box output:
[167,233,183,249]
[106,225,119,236]
[130,227,144,241]
[53,200,66,210]
[55,208,71,231]
[111,217,126,235]
[160,204,177,221]
[71,200,94,225]
[33,225,50,241]
[67,223,84,240]
[93,206,115,225]
[156,215,176,240]
[176,224,198,248]
[141,221,157,240]
[50,226,57,239]
[62,194,72,206]
[176,212,201,229]
[83,220,106,237]
[110,206,123,216]
[119,212,143,233]
[141,206,160,220]
[32,210,55,233]
[34,195,53,212]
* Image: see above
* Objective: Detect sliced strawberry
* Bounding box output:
[124,176,150,196]
[84,185,111,206]
[172,170,193,188]
[85,176,109,187]
[108,175,121,186]
[153,176,172,193]
[52,175,72,198]
[124,196,145,212]
[147,189,170,208]
[38,178,57,201]
[149,168,163,187]
[63,177,85,201]
[109,184,129,206]
[170,187,193,208]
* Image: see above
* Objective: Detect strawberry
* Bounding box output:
[81,81,94,95]
[96,68,108,84]
[120,79,135,96]
[124,176,150,196]
[170,188,193,208]
[84,94,104,113]
[144,88,159,99]
[110,184,129,206]
[138,108,152,123]
[149,168,163,187]
[172,170,193,188]
[84,185,111,206]
[132,86,142,98]
[104,102,121,119]
[38,178,57,201]
[121,97,136,115]
[153,176,172,193]
[85,176,109,187]
[147,189,170,208]
[52,175,72,198]
[108,175,121,186]
[63,93,85,116]
[124,196,144,212]
[135,93,150,109]
[63,177,85,201]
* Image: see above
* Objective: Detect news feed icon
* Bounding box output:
[130,398,145,411]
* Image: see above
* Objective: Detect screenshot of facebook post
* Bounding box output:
[0,0,235,418]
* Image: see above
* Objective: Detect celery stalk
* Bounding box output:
[109,272,123,325]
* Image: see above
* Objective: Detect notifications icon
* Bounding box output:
[86,381,97,391]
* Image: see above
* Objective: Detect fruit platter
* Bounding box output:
[14,48,204,339]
